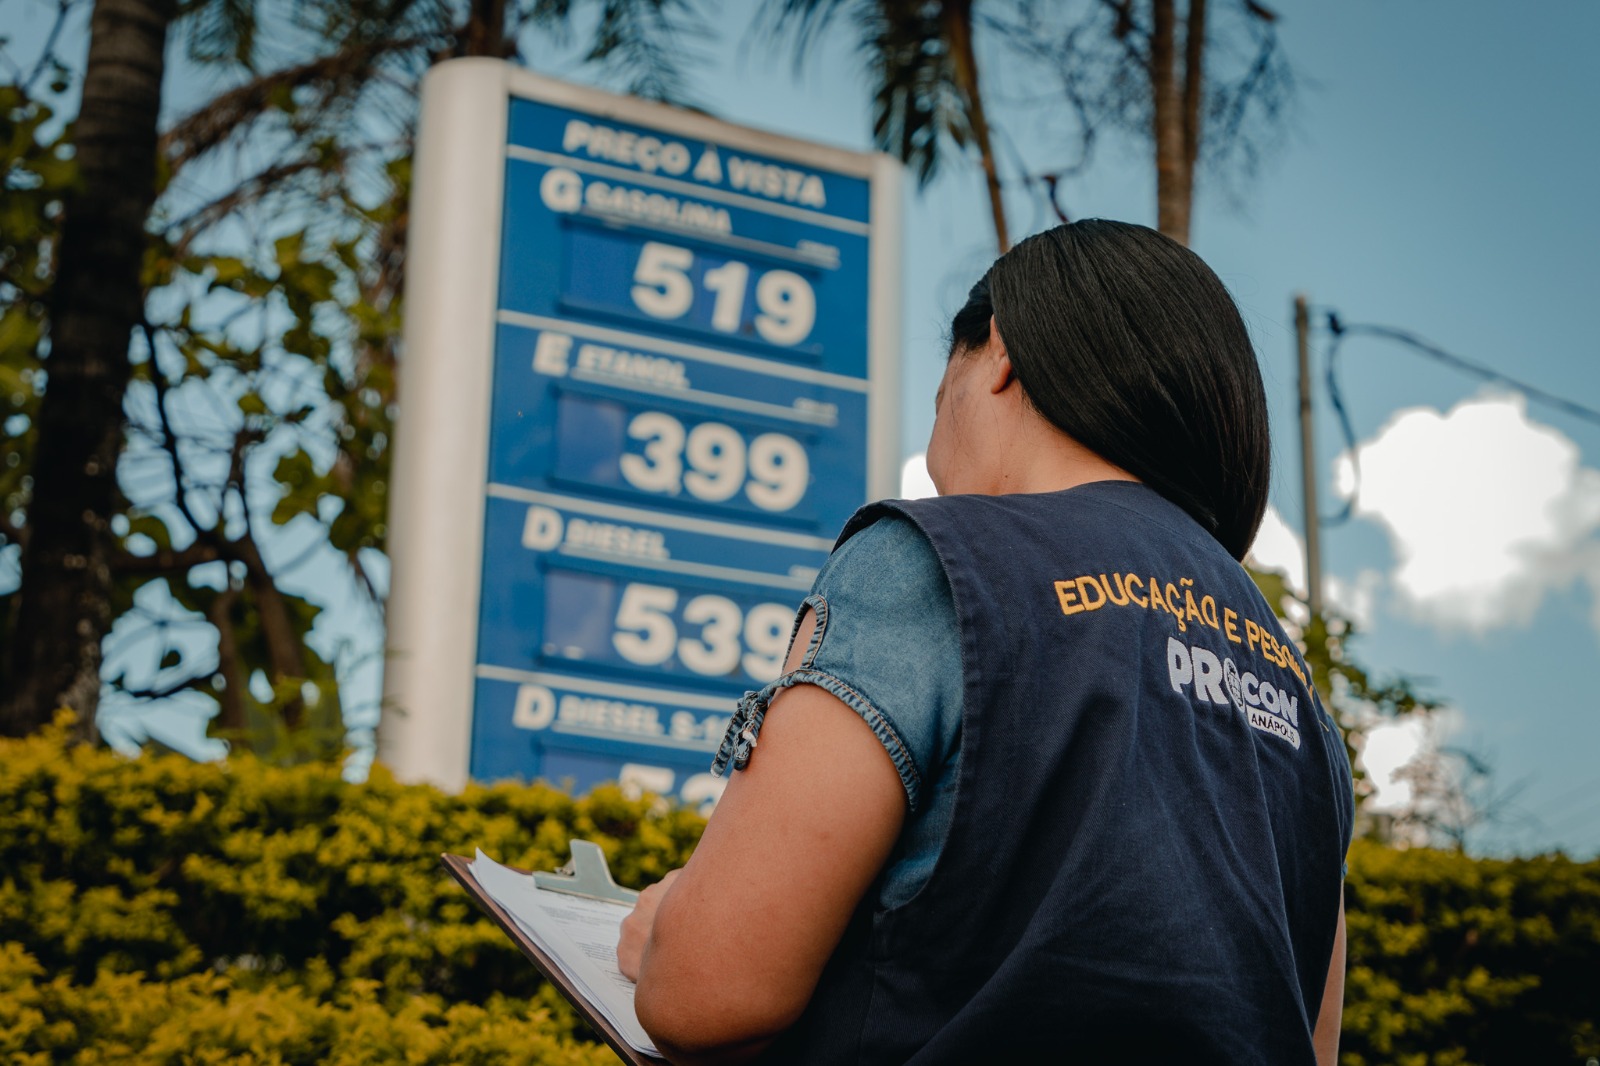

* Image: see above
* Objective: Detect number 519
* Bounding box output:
[631,241,816,347]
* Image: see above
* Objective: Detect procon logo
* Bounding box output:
[1166,637,1302,750]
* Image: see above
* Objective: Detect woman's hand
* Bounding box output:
[618,869,680,981]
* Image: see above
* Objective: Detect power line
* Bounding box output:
[1329,317,1600,427]
[1526,773,1600,817]
[1536,791,1600,836]
[1319,314,1600,525]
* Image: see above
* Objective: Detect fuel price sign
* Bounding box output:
[381,60,901,802]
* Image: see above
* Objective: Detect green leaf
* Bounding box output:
[273,232,305,271]
[126,513,175,552]
[205,256,251,288]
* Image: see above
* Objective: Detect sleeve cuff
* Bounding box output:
[711,668,925,811]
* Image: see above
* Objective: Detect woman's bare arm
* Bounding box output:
[622,609,907,1063]
[1313,893,1347,1066]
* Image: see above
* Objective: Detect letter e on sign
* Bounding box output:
[532,332,573,376]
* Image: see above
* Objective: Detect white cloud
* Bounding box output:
[1324,571,1382,631]
[1248,504,1306,591]
[1355,708,1470,830]
[901,453,937,499]
[1247,504,1379,627]
[1335,392,1600,634]
[1358,715,1428,812]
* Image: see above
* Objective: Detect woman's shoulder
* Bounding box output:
[821,509,953,603]
[809,509,962,807]
[833,509,934,560]
[858,483,1228,562]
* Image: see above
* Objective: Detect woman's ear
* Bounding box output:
[984,315,1016,396]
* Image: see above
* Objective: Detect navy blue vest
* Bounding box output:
[763,482,1353,1064]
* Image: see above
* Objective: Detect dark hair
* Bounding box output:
[949,219,1270,561]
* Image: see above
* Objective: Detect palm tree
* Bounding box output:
[2,0,177,741]
[768,0,1291,249]
[2,0,708,742]
[1151,0,1205,245]
[763,0,1011,253]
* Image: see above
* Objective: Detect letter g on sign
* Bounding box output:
[540,167,583,213]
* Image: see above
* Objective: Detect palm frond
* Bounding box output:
[182,0,263,70]
[583,0,711,104]
[756,0,865,76]
[867,1,968,185]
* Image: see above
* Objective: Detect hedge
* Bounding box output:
[1341,840,1600,1064]
[1,719,1596,1064]
[0,717,702,1063]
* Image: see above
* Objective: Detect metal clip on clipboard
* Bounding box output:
[532,839,641,905]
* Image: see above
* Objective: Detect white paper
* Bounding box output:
[470,850,660,1058]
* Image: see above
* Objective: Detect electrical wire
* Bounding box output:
[1320,313,1600,525]
[1331,318,1600,427]
[1321,320,1359,526]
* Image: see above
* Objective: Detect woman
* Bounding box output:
[617,220,1354,1065]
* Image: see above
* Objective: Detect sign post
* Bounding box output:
[381,59,901,802]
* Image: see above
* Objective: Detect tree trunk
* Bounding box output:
[942,0,1009,254]
[207,586,246,736]
[1150,0,1187,244]
[235,531,309,729]
[1180,0,1207,241]
[0,0,174,741]
[460,0,508,57]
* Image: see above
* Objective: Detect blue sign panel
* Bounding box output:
[469,95,883,805]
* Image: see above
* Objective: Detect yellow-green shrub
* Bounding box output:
[1,721,703,1061]
[1341,838,1600,1065]
[0,941,616,1065]
[4,722,1598,1064]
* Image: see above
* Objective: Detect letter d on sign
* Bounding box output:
[1167,636,1193,694]
[513,685,556,730]
[522,505,563,551]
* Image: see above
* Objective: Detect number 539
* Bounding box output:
[612,583,793,683]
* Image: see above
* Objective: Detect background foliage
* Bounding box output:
[4,5,1587,1062]
[1,723,1596,1065]
[1,0,1300,761]
[0,0,708,755]
[0,718,702,1063]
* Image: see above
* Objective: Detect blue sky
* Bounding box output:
[9,0,1597,855]
[657,1,1600,855]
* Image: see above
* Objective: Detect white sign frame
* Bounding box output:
[380,58,903,790]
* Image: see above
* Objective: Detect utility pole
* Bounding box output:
[1295,294,1323,618]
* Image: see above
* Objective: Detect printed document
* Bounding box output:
[470,850,660,1058]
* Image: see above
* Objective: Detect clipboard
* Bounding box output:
[442,844,669,1066]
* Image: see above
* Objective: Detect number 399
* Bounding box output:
[620,411,809,513]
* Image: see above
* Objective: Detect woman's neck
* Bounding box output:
[980,415,1138,496]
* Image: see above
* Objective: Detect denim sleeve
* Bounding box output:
[710,515,962,812]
